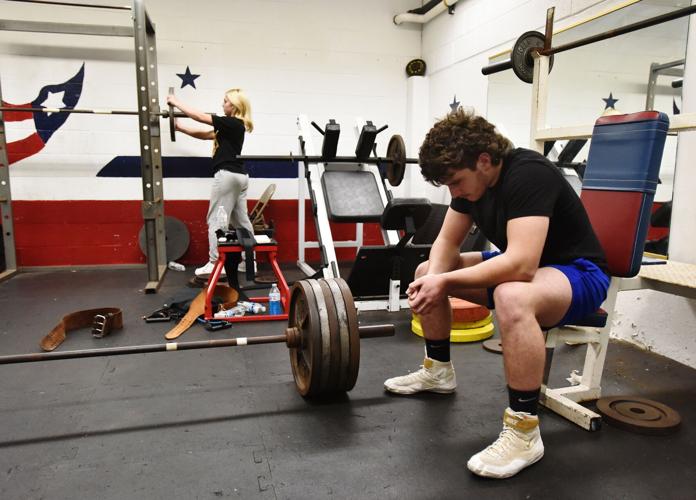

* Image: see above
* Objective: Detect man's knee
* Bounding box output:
[493,282,533,326]
[414,260,429,279]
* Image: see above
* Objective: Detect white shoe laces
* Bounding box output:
[483,426,524,459]
[396,365,433,384]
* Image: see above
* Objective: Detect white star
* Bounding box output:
[42,90,66,115]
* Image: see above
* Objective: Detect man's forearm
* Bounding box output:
[427,238,462,275]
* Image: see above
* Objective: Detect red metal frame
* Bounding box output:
[203,243,290,322]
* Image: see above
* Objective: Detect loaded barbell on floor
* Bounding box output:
[0,278,394,397]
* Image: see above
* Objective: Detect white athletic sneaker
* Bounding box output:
[467,407,544,479]
[383,357,456,394]
[194,261,226,277]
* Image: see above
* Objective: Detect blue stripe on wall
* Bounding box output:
[97,156,299,178]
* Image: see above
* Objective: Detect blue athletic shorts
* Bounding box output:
[481,250,610,327]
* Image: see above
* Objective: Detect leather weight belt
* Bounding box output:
[164,285,239,340]
[40,308,124,352]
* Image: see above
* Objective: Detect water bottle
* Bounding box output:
[238,301,267,314]
[268,284,282,315]
[214,304,246,318]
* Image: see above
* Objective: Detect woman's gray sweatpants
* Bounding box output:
[206,170,254,263]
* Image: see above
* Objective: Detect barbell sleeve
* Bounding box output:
[481,59,514,76]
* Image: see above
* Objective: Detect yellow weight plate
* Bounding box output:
[411,316,495,343]
[412,313,492,331]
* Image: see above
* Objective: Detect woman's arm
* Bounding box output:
[167,95,213,125]
[175,119,215,140]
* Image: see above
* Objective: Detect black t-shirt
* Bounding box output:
[450,148,608,273]
[211,115,246,175]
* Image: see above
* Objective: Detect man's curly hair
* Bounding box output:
[419,108,512,186]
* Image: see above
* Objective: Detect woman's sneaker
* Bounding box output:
[467,408,544,479]
[194,261,226,277]
[383,357,456,394]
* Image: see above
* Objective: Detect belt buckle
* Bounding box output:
[92,314,110,338]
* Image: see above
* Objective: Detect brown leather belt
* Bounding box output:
[164,285,239,340]
[40,308,124,352]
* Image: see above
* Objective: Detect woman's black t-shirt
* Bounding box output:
[450,148,608,273]
[211,115,246,175]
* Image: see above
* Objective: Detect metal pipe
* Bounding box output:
[540,4,696,56]
[5,0,131,10]
[237,155,419,164]
[0,106,193,118]
[482,4,696,79]
[0,324,395,364]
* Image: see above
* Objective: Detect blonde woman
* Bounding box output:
[167,89,255,277]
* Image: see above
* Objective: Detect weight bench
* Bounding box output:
[541,111,669,430]
[347,198,432,310]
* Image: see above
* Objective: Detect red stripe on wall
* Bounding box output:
[9,200,384,267]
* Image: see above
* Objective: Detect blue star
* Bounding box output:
[450,95,461,112]
[602,92,618,109]
[177,66,200,89]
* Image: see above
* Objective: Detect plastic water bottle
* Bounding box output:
[214,304,246,318]
[268,284,282,315]
[238,301,267,314]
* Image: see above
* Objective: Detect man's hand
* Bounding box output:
[407,274,448,315]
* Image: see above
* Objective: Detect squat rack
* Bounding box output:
[0,0,167,293]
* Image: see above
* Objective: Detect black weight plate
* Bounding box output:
[138,215,190,261]
[386,134,406,187]
[483,338,503,354]
[596,396,681,435]
[511,31,554,84]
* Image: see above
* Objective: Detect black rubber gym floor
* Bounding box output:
[1,267,694,499]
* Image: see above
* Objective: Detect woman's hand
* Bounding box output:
[166,94,180,109]
[407,273,449,315]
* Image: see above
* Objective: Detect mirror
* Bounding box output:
[486,0,689,255]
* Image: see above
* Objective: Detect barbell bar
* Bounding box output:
[0,105,191,118]
[0,278,395,397]
[0,104,417,184]
[482,3,696,84]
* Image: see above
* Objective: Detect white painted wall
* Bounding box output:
[1,0,420,200]
[415,0,696,368]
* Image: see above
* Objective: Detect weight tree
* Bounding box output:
[0,0,167,293]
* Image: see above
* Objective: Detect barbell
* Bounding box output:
[0,105,417,186]
[482,3,696,84]
[0,277,394,398]
[0,86,186,143]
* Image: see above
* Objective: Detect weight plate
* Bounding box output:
[596,396,681,435]
[288,280,323,396]
[386,134,407,187]
[138,216,190,261]
[482,338,503,354]
[318,279,343,393]
[168,86,176,142]
[306,279,332,393]
[326,278,351,392]
[334,277,360,391]
[511,31,554,84]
